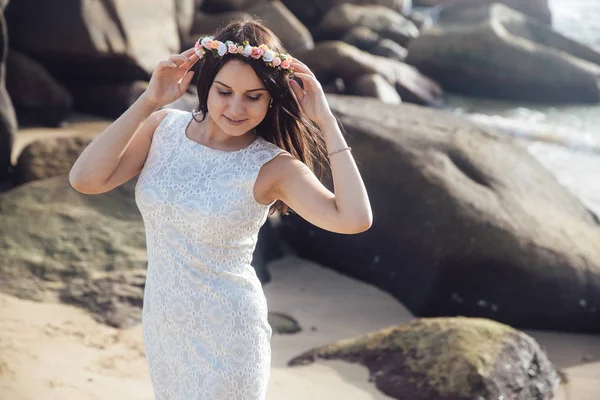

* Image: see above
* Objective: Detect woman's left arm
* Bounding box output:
[271,59,372,234]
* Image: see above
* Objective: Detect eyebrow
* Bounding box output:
[214,80,267,92]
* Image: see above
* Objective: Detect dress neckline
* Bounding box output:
[183,111,259,153]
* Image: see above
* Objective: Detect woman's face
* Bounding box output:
[206,59,272,136]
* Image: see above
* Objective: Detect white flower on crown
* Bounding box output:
[242,44,253,57]
[217,42,227,56]
[201,36,213,47]
[262,50,275,62]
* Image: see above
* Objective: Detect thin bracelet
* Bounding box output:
[328,146,352,158]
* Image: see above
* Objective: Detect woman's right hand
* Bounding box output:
[142,48,200,108]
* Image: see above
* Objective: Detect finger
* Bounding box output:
[291,59,316,78]
[180,52,200,71]
[157,60,179,70]
[168,54,190,67]
[181,47,196,59]
[293,72,316,90]
[179,70,195,92]
[289,79,305,101]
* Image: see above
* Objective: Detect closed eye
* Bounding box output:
[217,90,261,101]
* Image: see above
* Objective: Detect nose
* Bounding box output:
[227,97,245,118]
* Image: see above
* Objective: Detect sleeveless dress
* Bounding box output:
[134,108,286,400]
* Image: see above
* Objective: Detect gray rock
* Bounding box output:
[280,94,600,334]
[13,136,92,185]
[343,27,408,61]
[0,176,146,303]
[60,269,146,328]
[296,41,443,106]
[405,10,434,30]
[201,0,262,13]
[317,4,419,47]
[439,0,552,25]
[174,0,203,40]
[281,0,407,27]
[190,11,250,39]
[5,0,180,81]
[348,73,402,104]
[289,317,560,399]
[6,50,72,127]
[244,1,314,53]
[67,80,149,119]
[405,4,600,103]
[191,4,314,54]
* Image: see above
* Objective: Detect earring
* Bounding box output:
[269,99,273,108]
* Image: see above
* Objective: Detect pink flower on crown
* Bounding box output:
[280,58,292,69]
[272,57,281,67]
[250,47,264,59]
[228,44,238,54]
[210,40,221,50]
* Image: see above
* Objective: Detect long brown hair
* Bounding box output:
[192,17,330,216]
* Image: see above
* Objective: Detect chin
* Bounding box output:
[221,117,258,134]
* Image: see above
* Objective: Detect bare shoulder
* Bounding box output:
[146,108,171,140]
[254,149,299,205]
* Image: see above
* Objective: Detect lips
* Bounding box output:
[224,115,247,125]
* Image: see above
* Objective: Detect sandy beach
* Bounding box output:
[1,255,599,400]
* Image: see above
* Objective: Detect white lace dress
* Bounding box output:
[135,109,286,399]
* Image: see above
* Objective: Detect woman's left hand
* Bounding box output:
[289,59,334,126]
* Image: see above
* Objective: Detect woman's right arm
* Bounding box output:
[69,48,199,195]
[68,96,167,195]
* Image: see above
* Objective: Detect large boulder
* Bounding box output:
[297,41,443,106]
[174,0,203,40]
[6,50,72,127]
[0,176,147,302]
[405,4,600,103]
[0,5,16,181]
[347,73,402,104]
[243,1,314,54]
[201,0,261,13]
[60,269,147,328]
[343,27,408,62]
[13,136,93,185]
[4,0,180,81]
[67,80,149,119]
[280,94,600,334]
[317,4,419,47]
[190,2,314,54]
[289,317,561,399]
[280,0,407,27]
[189,10,250,39]
[438,0,552,25]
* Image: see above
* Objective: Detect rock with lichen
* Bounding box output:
[288,317,561,400]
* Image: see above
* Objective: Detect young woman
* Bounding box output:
[69,17,372,400]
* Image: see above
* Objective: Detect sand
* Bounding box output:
[1,256,599,400]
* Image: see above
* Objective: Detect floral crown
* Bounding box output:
[194,36,294,74]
